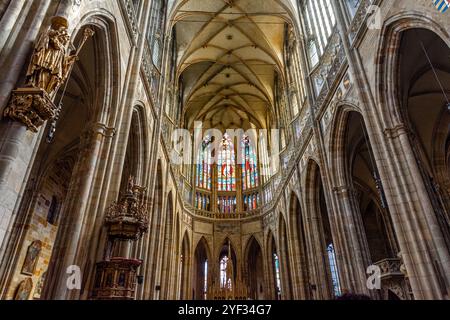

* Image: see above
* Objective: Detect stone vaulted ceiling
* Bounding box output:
[171,0,297,131]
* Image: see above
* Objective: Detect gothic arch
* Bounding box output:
[288,191,311,299]
[119,105,149,192]
[142,159,164,299]
[193,237,211,300]
[266,230,281,300]
[304,159,339,299]
[372,13,450,299]
[160,191,175,299]
[244,236,264,300]
[179,231,191,299]
[327,102,362,187]
[335,107,399,267]
[130,105,150,183]
[71,12,121,124]
[278,213,293,299]
[3,14,123,300]
[171,211,181,297]
[217,237,238,274]
[376,12,450,129]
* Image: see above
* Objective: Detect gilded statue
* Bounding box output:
[26,16,77,97]
[4,16,94,132]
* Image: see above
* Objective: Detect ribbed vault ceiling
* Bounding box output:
[172,0,296,131]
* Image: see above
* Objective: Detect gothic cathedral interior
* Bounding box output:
[0,0,449,301]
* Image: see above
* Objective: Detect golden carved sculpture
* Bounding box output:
[3,16,94,132]
[3,88,54,132]
[26,16,77,97]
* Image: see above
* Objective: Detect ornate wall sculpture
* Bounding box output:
[3,16,93,132]
[91,177,148,300]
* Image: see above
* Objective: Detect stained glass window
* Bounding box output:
[196,136,212,190]
[218,134,236,192]
[195,193,210,211]
[273,253,282,299]
[218,196,237,214]
[327,244,342,297]
[258,133,273,182]
[241,135,259,190]
[195,133,262,214]
[243,193,260,211]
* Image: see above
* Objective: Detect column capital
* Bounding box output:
[383,124,409,139]
[86,122,116,138]
[332,185,352,195]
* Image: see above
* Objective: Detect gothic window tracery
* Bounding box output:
[241,135,258,191]
[218,134,236,192]
[196,136,213,191]
[194,133,261,214]
[303,0,336,66]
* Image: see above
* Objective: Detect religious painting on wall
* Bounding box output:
[33,271,47,299]
[21,240,42,276]
[14,278,33,300]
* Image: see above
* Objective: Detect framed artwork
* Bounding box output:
[21,240,42,276]
[14,278,33,300]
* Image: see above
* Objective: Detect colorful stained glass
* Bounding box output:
[243,193,260,211]
[196,136,212,190]
[241,135,259,190]
[195,192,210,211]
[218,134,236,192]
[218,196,236,214]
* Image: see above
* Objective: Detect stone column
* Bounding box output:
[262,238,275,300]
[0,0,52,263]
[304,189,332,299]
[277,224,291,300]
[84,0,152,300]
[45,123,108,300]
[332,186,372,295]
[0,0,30,54]
[285,205,308,299]
[331,0,450,299]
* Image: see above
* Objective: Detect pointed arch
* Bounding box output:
[193,237,211,300]
[180,231,191,299]
[217,237,238,286]
[32,13,122,299]
[244,236,264,300]
[278,213,292,299]
[160,191,175,299]
[144,159,164,298]
[266,230,281,300]
[375,13,450,298]
[304,159,341,299]
[288,191,311,299]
